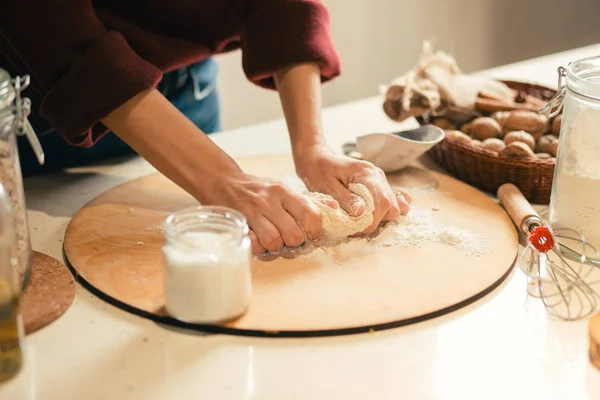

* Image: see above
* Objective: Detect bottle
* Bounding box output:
[0,182,24,384]
[0,69,44,292]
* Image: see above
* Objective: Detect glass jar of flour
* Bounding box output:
[0,69,44,292]
[162,206,252,323]
[544,56,600,255]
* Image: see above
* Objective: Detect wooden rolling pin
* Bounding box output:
[497,183,542,235]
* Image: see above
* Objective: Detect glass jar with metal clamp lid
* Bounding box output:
[0,181,25,384]
[0,69,45,292]
[541,56,600,259]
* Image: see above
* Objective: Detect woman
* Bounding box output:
[1,0,411,254]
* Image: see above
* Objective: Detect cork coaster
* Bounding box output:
[21,251,76,334]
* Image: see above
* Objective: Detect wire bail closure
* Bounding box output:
[539,66,566,119]
[13,76,44,165]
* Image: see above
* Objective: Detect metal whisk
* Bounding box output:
[498,183,600,321]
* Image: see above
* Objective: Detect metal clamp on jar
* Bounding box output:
[0,69,45,291]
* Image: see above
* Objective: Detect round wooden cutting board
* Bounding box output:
[63,155,518,337]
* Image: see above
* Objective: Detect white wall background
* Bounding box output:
[216,0,600,130]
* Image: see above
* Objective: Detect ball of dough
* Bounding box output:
[503,130,536,150]
[305,183,375,242]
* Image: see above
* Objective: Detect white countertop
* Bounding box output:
[3,44,600,400]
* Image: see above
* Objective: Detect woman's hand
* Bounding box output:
[102,89,324,255]
[294,145,412,234]
[202,172,324,254]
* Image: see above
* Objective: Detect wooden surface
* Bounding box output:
[63,155,519,336]
[21,251,76,334]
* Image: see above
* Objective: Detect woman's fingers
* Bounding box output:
[265,204,308,248]
[248,229,266,255]
[249,215,285,252]
[359,177,400,234]
[281,193,323,241]
[325,179,366,217]
[394,190,412,216]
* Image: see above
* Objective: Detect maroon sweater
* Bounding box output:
[0,0,340,147]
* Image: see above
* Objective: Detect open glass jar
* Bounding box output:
[544,56,600,254]
[162,206,252,323]
[0,69,44,291]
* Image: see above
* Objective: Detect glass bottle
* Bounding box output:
[544,56,600,255]
[0,182,25,384]
[162,206,252,323]
[0,69,44,292]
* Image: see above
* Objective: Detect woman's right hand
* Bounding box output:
[101,89,324,254]
[204,172,324,254]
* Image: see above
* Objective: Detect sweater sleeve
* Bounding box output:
[0,1,162,148]
[241,0,341,89]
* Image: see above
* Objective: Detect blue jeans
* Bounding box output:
[19,58,220,177]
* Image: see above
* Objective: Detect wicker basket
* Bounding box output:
[425,80,559,204]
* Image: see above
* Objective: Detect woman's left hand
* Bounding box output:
[293,144,412,235]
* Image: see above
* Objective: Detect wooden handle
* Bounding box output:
[497,183,540,233]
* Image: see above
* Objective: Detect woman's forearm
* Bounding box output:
[101,88,240,202]
[274,63,328,159]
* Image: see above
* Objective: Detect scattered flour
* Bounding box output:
[258,206,487,262]
[369,207,487,254]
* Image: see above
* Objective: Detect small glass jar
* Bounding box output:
[0,70,44,292]
[545,56,600,254]
[162,206,252,323]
